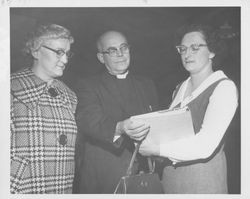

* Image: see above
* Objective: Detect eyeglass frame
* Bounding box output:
[175,43,208,55]
[100,43,130,57]
[41,45,74,59]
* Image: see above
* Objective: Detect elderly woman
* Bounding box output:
[139,24,238,193]
[10,24,77,193]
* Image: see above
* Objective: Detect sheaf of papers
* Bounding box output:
[131,107,195,144]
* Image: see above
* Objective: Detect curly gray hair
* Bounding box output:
[23,23,74,55]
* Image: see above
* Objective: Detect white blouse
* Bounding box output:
[160,70,238,162]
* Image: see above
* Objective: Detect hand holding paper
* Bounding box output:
[116,118,150,141]
[139,135,160,156]
[132,107,195,146]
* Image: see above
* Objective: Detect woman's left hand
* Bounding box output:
[139,137,160,156]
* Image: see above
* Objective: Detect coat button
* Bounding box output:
[48,87,58,97]
[59,134,67,146]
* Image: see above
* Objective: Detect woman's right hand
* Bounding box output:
[139,136,160,156]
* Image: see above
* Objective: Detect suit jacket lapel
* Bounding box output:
[101,72,129,116]
[101,72,151,116]
[130,76,150,114]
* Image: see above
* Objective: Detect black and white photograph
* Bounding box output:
[0,0,249,198]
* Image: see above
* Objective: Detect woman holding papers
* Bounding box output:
[139,24,238,193]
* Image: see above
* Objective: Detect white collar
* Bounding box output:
[170,70,228,108]
[110,70,129,79]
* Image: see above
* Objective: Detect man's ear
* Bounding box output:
[97,52,105,64]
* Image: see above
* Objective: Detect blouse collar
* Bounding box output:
[170,70,228,108]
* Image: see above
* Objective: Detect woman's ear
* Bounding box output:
[209,51,215,59]
[97,52,105,64]
[31,50,39,60]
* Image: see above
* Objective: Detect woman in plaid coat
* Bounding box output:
[10,24,78,193]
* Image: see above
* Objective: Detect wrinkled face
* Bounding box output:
[33,38,71,80]
[180,31,215,74]
[97,32,130,75]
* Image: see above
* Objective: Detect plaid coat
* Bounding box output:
[10,68,77,194]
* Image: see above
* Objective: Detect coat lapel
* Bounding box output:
[101,72,150,117]
[101,72,129,116]
[130,76,151,113]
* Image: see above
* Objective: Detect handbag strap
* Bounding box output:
[147,156,154,173]
[126,141,155,176]
[126,142,141,176]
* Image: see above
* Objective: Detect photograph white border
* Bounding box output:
[1,1,249,199]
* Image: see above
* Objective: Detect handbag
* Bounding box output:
[114,142,164,194]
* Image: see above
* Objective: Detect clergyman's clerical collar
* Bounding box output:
[109,70,129,79]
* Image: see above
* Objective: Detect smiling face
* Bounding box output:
[97,31,130,75]
[32,38,71,81]
[180,31,215,75]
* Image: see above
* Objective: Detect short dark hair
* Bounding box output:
[174,24,220,54]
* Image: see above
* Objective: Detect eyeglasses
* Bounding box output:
[101,44,130,57]
[176,44,207,55]
[42,45,74,59]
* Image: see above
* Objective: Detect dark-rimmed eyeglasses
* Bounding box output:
[176,44,207,55]
[42,45,74,59]
[101,44,130,57]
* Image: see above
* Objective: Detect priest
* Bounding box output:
[74,30,158,193]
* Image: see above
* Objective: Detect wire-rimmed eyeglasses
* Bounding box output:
[176,44,207,55]
[42,45,74,59]
[101,43,130,57]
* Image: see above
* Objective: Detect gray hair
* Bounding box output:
[23,23,74,55]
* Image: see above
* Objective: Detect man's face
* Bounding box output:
[97,32,130,75]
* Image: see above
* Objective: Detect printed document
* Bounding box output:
[131,107,195,144]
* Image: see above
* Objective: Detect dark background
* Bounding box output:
[10,7,241,194]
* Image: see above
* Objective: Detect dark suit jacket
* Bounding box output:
[74,71,158,193]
